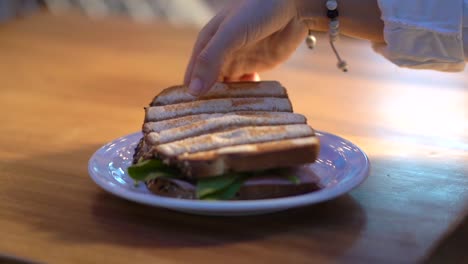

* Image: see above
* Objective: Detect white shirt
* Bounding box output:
[374,0,467,71]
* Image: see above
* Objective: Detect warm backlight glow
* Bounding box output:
[379,88,467,137]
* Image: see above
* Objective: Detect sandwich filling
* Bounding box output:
[128,158,312,200]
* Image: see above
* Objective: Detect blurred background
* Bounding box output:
[0,0,227,26]
[1,0,466,145]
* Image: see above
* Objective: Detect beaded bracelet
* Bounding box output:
[306,0,348,72]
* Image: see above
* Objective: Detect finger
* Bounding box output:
[223,76,235,82]
[188,24,244,96]
[183,11,227,86]
[239,72,261,82]
[188,0,292,96]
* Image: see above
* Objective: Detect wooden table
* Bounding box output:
[0,12,466,264]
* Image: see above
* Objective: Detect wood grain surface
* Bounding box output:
[0,12,467,264]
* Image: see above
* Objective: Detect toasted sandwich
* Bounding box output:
[129,81,321,200]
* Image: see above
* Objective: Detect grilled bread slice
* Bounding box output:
[150,81,288,106]
[133,81,320,193]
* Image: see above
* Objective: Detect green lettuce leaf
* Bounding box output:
[286,175,301,185]
[201,177,245,200]
[196,173,244,199]
[127,159,178,182]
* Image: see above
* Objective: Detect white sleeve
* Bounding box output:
[464,1,468,59]
[373,0,467,72]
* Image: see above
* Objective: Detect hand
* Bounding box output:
[184,0,309,96]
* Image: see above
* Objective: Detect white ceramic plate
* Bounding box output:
[88,131,369,216]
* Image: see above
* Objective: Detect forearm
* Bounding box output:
[296,0,384,42]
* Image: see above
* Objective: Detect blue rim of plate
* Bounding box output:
[88,131,370,213]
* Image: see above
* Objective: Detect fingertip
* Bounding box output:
[239,72,261,82]
[183,61,194,86]
[223,76,234,82]
[183,73,189,87]
[188,58,221,96]
[187,78,204,96]
[253,72,261,81]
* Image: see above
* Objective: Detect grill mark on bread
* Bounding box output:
[155,124,314,157]
[150,81,287,106]
[146,113,307,144]
[178,137,319,161]
[145,97,293,122]
[144,113,224,133]
[231,98,263,107]
[143,111,299,133]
